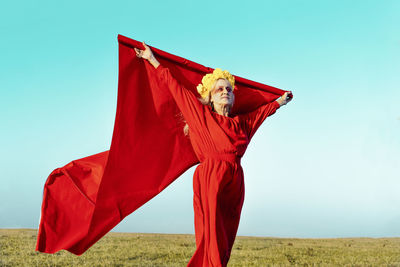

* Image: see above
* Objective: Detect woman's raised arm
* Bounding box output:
[241,91,292,139]
[134,42,205,132]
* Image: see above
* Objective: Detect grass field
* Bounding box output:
[1,229,399,266]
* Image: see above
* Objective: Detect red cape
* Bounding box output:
[36,34,292,255]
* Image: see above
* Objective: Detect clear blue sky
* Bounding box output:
[1,0,399,238]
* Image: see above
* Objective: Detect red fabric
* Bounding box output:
[36,34,292,261]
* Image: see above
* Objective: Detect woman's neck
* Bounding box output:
[213,103,231,117]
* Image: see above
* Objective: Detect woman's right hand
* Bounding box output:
[134,41,160,68]
[134,41,153,60]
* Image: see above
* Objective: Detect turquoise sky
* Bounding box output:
[1,0,399,238]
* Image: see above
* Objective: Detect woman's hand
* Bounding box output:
[277,91,292,107]
[134,41,153,60]
[134,41,160,68]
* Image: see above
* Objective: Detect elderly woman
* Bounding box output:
[135,42,292,267]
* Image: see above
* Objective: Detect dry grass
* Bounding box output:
[1,229,399,266]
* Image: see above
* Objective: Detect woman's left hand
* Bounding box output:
[277,91,292,106]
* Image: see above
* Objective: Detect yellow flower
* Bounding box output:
[197,68,235,99]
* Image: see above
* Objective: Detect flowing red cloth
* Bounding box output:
[36,34,292,260]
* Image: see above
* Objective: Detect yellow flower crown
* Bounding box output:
[196,68,235,99]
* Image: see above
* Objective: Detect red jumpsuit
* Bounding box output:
[155,65,280,267]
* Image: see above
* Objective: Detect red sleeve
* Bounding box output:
[154,64,205,130]
[241,100,280,139]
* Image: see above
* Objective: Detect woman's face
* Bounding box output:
[210,79,235,107]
